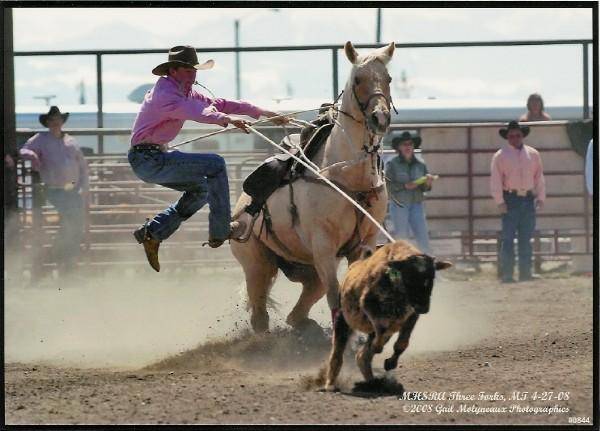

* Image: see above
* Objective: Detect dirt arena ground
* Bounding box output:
[4,262,595,425]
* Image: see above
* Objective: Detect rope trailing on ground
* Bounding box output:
[247,126,395,243]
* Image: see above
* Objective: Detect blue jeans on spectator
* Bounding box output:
[499,192,536,282]
[389,201,431,254]
[128,149,231,241]
[45,188,85,269]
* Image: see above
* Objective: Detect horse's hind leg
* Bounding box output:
[231,234,278,333]
[286,267,327,333]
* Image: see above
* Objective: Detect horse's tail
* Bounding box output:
[264,272,281,312]
[238,270,280,314]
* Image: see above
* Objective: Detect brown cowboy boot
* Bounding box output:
[133,220,161,272]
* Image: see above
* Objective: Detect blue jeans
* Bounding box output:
[499,192,536,281]
[45,189,85,267]
[389,201,431,254]
[128,149,231,241]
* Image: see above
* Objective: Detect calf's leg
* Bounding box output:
[356,333,376,381]
[384,313,419,371]
[356,327,394,382]
[324,312,353,391]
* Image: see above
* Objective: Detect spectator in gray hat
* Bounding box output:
[385,130,435,254]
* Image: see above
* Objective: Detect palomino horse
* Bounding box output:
[231,41,395,334]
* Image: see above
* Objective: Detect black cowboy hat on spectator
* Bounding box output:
[39,106,69,127]
[392,130,422,150]
[499,120,530,139]
[152,45,215,76]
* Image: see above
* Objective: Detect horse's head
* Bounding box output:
[344,41,395,136]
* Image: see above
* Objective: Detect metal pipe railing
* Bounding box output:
[13,39,593,143]
[14,119,593,275]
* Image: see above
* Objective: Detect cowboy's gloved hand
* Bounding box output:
[226,117,251,134]
[262,110,289,125]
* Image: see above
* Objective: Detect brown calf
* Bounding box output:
[324,240,452,391]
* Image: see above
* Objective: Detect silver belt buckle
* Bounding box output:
[517,189,527,197]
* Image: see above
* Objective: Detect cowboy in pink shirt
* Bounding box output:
[131,77,266,147]
[490,120,546,283]
[129,45,287,272]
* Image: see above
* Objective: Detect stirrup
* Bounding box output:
[230,212,258,243]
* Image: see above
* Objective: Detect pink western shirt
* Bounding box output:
[130,76,264,147]
[490,143,546,205]
[20,132,89,191]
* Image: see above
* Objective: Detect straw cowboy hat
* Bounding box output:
[152,45,215,76]
[392,130,422,150]
[39,106,69,127]
[499,120,530,139]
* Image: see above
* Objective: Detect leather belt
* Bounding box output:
[504,189,533,197]
[131,144,164,152]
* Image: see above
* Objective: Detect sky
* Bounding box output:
[11,7,594,114]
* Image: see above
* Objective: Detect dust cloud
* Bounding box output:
[4,251,495,371]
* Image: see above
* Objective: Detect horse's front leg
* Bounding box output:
[316,257,341,323]
[311,234,343,324]
[347,206,388,266]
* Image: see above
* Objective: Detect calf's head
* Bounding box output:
[386,255,452,314]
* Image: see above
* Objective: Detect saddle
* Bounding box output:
[242,107,335,202]
[241,104,382,263]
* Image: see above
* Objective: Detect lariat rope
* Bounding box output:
[168,108,325,150]
[246,126,395,243]
[165,99,394,242]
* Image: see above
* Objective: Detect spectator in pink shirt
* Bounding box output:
[129,45,288,272]
[490,120,546,283]
[20,106,89,275]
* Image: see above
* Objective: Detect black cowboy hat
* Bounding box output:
[39,106,69,127]
[152,45,215,76]
[499,120,530,139]
[392,130,422,150]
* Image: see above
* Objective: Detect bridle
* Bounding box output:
[319,66,399,185]
[325,82,394,188]
[351,84,393,122]
[334,79,398,133]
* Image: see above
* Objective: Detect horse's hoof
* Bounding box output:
[295,319,327,343]
[251,314,269,333]
[320,384,339,392]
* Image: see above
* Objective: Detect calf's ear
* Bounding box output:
[435,260,453,270]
